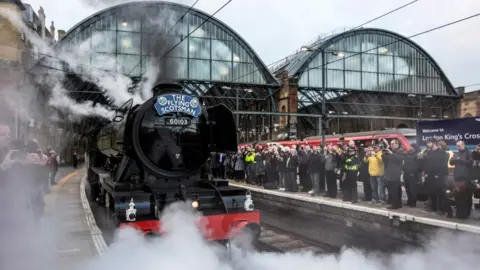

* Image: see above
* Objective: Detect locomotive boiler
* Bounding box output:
[87,82,260,242]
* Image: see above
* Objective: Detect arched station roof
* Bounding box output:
[29,1,279,135]
[272,28,459,109]
[32,1,276,89]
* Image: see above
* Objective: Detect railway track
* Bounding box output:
[255,225,337,254]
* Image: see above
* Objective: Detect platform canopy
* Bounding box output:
[28,1,279,135]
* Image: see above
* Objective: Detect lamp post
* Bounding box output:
[300,46,344,151]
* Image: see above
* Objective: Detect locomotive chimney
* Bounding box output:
[152,81,184,96]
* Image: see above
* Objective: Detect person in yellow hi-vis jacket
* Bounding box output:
[343,147,360,203]
[245,149,256,184]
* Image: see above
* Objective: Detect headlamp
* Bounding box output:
[192,200,199,208]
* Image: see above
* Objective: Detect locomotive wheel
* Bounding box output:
[112,214,120,227]
[214,240,235,261]
[225,240,233,260]
[96,186,106,205]
[90,183,100,202]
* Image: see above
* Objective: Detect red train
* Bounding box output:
[240,128,417,151]
[87,83,261,244]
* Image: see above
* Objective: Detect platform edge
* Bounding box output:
[230,183,480,235]
[80,175,108,256]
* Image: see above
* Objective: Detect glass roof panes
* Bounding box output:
[42,2,273,86]
[277,29,455,98]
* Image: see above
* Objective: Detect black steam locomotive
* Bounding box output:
[87,82,260,241]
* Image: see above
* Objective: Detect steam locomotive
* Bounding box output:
[87,82,261,243]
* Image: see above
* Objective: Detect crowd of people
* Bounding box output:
[210,138,480,220]
[0,139,61,219]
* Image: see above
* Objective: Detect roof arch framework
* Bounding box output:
[276,28,458,109]
[41,1,276,86]
[29,1,280,136]
[271,28,460,134]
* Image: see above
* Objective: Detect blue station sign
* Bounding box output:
[154,94,202,118]
[416,117,480,150]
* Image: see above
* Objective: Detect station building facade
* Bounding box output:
[0,1,61,158]
[459,88,480,118]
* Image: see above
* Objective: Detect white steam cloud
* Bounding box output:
[76,201,480,270]
[0,2,188,124]
[0,167,71,270]
[1,171,478,270]
[1,0,242,127]
[0,7,117,121]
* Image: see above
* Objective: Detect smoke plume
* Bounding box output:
[0,0,191,127]
[0,7,116,122]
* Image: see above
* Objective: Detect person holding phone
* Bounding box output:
[364,144,385,204]
[449,140,473,219]
[382,139,405,209]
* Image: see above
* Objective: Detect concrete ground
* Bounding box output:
[44,167,102,268]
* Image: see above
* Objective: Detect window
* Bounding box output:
[117,32,141,54]
[93,30,116,53]
[189,37,210,59]
[212,40,232,61]
[212,61,232,81]
[188,59,210,80]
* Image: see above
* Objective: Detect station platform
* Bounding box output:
[44,167,107,267]
[230,181,480,235]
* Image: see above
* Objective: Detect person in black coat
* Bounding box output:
[449,140,473,219]
[253,152,266,186]
[343,147,360,203]
[403,143,422,207]
[471,144,480,205]
[297,145,311,191]
[471,144,480,181]
[422,138,449,214]
[358,145,372,202]
[285,149,299,192]
[277,149,288,191]
[382,139,405,209]
[72,152,78,169]
[307,146,325,196]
